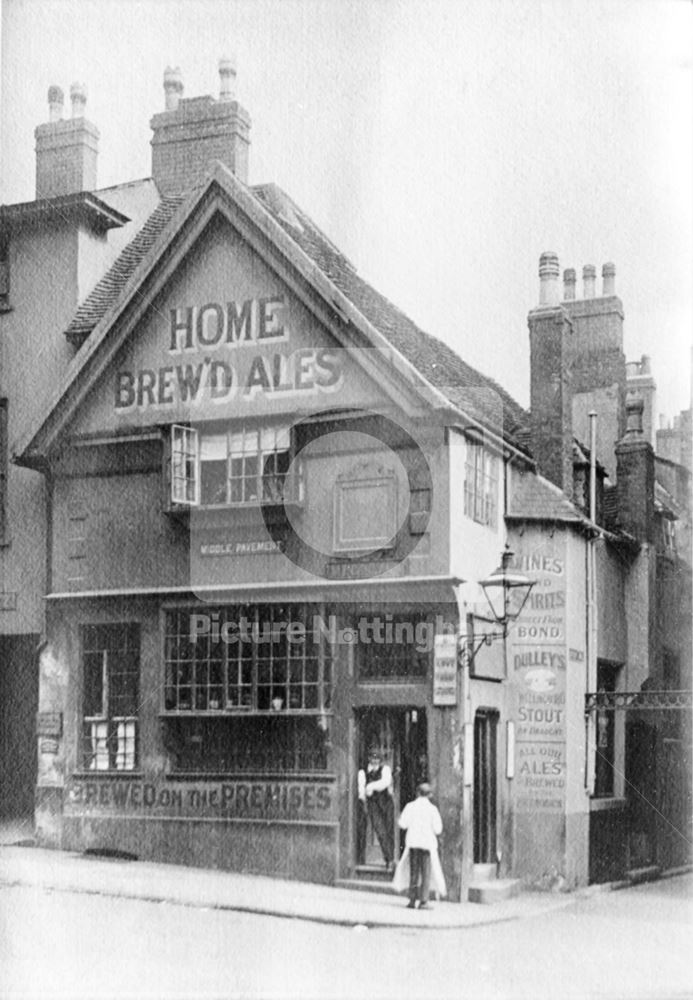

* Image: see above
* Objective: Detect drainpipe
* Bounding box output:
[585,412,598,794]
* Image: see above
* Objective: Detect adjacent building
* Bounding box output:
[2,64,690,900]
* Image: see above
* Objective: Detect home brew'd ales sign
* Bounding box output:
[114,296,344,414]
[510,548,567,814]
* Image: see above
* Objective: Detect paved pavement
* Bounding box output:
[2,833,677,931]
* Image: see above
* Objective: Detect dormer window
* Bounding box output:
[171,423,302,508]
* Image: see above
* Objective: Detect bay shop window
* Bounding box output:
[161,605,334,774]
[171,423,303,507]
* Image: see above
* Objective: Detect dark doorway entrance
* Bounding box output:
[0,635,39,820]
[473,709,498,864]
[354,707,428,870]
[626,713,693,872]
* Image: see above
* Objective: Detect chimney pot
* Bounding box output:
[563,267,576,301]
[219,56,237,101]
[641,354,651,375]
[583,264,596,299]
[538,252,560,305]
[602,262,616,296]
[163,66,184,110]
[625,397,644,436]
[70,82,87,118]
[47,85,64,122]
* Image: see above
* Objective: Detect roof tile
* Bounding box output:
[64,196,183,344]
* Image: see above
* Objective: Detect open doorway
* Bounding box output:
[473,709,499,864]
[354,707,428,871]
[0,636,39,841]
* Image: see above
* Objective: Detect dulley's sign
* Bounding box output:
[115,296,343,411]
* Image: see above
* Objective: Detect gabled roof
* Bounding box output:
[17,163,531,464]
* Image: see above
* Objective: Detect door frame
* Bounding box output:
[352,705,428,869]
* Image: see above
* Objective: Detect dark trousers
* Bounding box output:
[356,800,368,864]
[368,792,394,865]
[409,848,431,904]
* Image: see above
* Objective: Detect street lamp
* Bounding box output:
[462,545,535,669]
[478,544,535,628]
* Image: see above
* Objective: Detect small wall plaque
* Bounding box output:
[433,634,458,706]
[37,711,63,738]
[0,592,18,611]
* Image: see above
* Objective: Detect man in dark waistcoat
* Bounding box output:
[358,746,394,869]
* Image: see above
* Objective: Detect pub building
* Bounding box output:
[6,64,691,900]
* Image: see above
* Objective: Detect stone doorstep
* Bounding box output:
[626,865,661,885]
[354,864,393,881]
[472,863,497,882]
[467,879,522,904]
[335,878,397,895]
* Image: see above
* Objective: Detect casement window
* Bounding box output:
[464,441,498,528]
[82,623,140,771]
[660,515,677,556]
[171,425,199,505]
[163,604,333,714]
[171,424,301,507]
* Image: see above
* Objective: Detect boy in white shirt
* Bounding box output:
[397,782,443,908]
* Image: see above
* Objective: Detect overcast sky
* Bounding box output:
[1,0,691,419]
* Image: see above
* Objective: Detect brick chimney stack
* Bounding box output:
[615,397,655,542]
[560,259,626,480]
[150,59,251,195]
[35,83,99,199]
[529,252,575,499]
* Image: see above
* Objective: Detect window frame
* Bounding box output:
[593,660,621,799]
[170,423,302,509]
[355,611,432,681]
[161,603,334,717]
[81,622,141,772]
[463,439,498,529]
[171,424,199,505]
[660,514,677,557]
